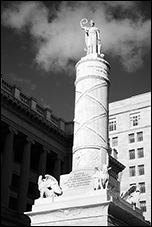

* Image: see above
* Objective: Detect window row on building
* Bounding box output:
[129,147,144,159]
[109,131,143,147]
[128,131,143,143]
[109,112,141,132]
[129,164,145,177]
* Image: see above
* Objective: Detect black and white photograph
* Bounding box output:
[1,1,151,226]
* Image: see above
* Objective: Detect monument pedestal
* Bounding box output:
[25,189,148,226]
[25,167,149,226]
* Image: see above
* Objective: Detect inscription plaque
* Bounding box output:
[60,169,94,190]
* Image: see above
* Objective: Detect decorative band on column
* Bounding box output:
[75,57,110,69]
[73,145,109,154]
[75,74,110,85]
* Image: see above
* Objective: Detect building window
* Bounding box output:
[11,173,20,189]
[128,133,135,143]
[129,149,135,160]
[137,131,143,142]
[14,148,22,163]
[140,201,147,212]
[137,148,144,158]
[109,118,116,131]
[138,165,145,175]
[9,196,17,210]
[28,181,36,195]
[139,182,146,193]
[11,173,20,191]
[129,166,136,177]
[130,112,140,127]
[112,137,118,146]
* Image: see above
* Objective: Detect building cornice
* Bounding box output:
[1,77,73,144]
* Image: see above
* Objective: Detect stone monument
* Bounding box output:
[25,19,150,226]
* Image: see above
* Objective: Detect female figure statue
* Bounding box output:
[80,18,101,55]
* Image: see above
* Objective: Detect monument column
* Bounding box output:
[1,126,18,208]
[17,137,35,213]
[72,19,110,171]
[73,56,110,171]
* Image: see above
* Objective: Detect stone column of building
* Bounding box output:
[17,137,35,213]
[73,55,110,170]
[35,146,48,198]
[61,155,70,174]
[1,126,18,208]
[53,155,63,183]
[38,146,48,176]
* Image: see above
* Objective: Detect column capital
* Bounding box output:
[26,137,35,145]
[43,146,50,154]
[57,155,64,162]
[9,126,18,135]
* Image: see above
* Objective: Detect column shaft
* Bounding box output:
[73,56,110,170]
[17,137,34,213]
[53,156,61,183]
[38,147,48,176]
[1,126,17,207]
[36,147,48,198]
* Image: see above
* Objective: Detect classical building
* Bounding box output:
[1,74,151,225]
[109,92,151,222]
[1,74,73,226]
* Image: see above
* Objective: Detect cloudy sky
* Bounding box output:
[1,1,151,121]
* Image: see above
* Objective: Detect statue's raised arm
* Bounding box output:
[80,18,88,30]
[80,18,102,55]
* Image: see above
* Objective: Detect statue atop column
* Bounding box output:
[80,18,103,56]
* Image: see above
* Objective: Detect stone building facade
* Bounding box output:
[109,92,151,222]
[1,74,73,226]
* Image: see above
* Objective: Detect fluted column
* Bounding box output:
[53,155,63,183]
[17,137,35,213]
[1,126,18,208]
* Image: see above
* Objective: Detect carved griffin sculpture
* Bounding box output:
[93,164,111,190]
[38,174,63,199]
[121,185,140,208]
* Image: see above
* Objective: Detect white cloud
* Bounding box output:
[1,1,151,73]
[7,73,37,90]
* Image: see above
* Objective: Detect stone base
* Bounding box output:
[25,169,150,226]
[25,190,149,226]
